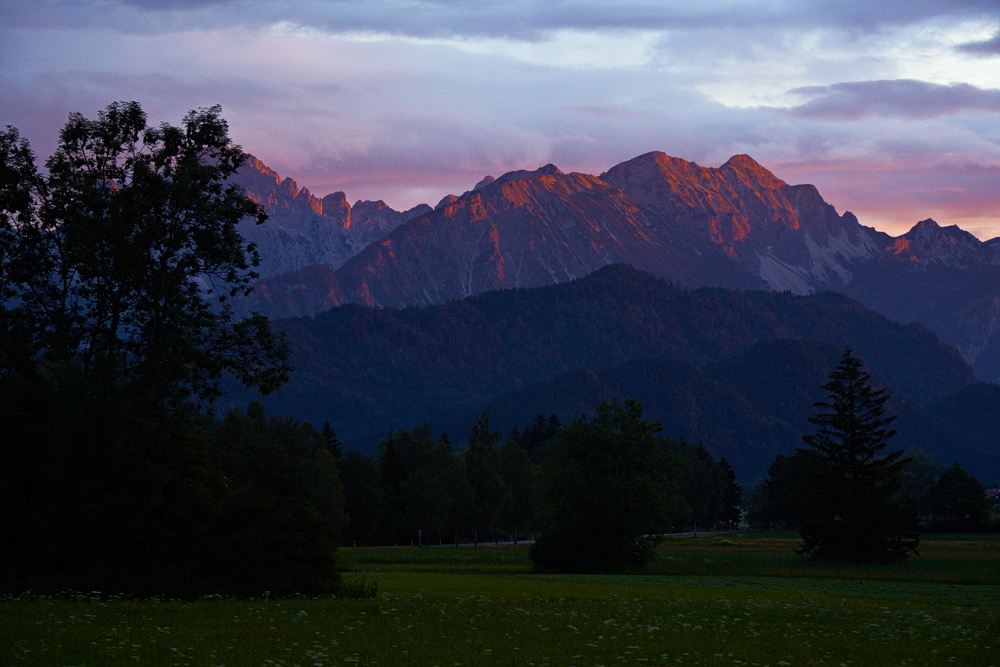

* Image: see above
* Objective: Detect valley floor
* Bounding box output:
[3,534,998,666]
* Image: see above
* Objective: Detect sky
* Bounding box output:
[2,0,999,238]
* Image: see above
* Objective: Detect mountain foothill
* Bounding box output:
[228,151,1000,483]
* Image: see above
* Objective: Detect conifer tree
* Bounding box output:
[719,457,742,529]
[465,411,509,544]
[793,349,918,564]
[321,420,343,462]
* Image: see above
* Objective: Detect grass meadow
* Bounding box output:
[3,533,998,666]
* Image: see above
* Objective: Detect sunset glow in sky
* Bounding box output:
[2,0,998,238]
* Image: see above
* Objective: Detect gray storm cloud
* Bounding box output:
[3,0,996,37]
[788,80,1000,121]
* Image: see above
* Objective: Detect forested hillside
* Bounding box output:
[466,340,998,481]
[238,265,975,478]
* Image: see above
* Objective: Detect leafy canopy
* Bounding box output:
[928,462,992,532]
[0,103,301,595]
[0,101,289,406]
[531,399,677,573]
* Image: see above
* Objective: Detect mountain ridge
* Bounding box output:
[239,264,975,458]
[231,154,430,285]
[232,152,1000,379]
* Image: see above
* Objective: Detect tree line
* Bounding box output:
[264,265,974,446]
[748,449,997,534]
[335,408,741,549]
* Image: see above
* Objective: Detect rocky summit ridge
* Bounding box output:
[882,218,1000,268]
[232,155,431,281]
[600,151,888,293]
[230,152,1000,380]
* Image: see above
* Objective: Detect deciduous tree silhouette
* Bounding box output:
[530,399,676,572]
[928,462,991,532]
[1,101,289,406]
[0,102,295,594]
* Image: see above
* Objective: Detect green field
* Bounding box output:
[3,534,998,666]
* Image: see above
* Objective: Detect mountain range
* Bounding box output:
[232,152,1000,381]
[225,152,1000,482]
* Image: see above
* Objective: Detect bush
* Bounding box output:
[530,400,676,573]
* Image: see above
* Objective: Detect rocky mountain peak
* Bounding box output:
[600,151,789,215]
[352,199,391,216]
[721,154,787,191]
[436,194,459,209]
[332,160,706,308]
[229,154,430,297]
[242,154,280,180]
[321,192,351,225]
[599,151,882,293]
[235,154,324,215]
[885,218,996,268]
[721,153,765,171]
[495,163,564,186]
[474,175,496,190]
[599,152,699,192]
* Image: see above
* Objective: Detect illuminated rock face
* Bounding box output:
[229,155,431,317]
[234,151,886,312]
[601,152,887,293]
[882,218,999,268]
[332,163,763,309]
[331,152,889,308]
[231,155,430,281]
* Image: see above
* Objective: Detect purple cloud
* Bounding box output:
[120,0,234,8]
[3,0,996,40]
[787,80,1000,121]
[958,32,1000,55]
[2,0,997,239]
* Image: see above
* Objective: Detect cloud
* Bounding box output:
[957,31,1000,55]
[3,0,996,40]
[120,0,234,8]
[786,80,1000,121]
[1,0,997,238]
[799,0,998,32]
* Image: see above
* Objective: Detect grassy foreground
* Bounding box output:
[3,534,998,666]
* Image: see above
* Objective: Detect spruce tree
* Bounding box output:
[465,411,509,544]
[793,349,919,564]
[718,457,742,530]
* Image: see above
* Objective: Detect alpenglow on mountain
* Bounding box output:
[231,152,1000,380]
